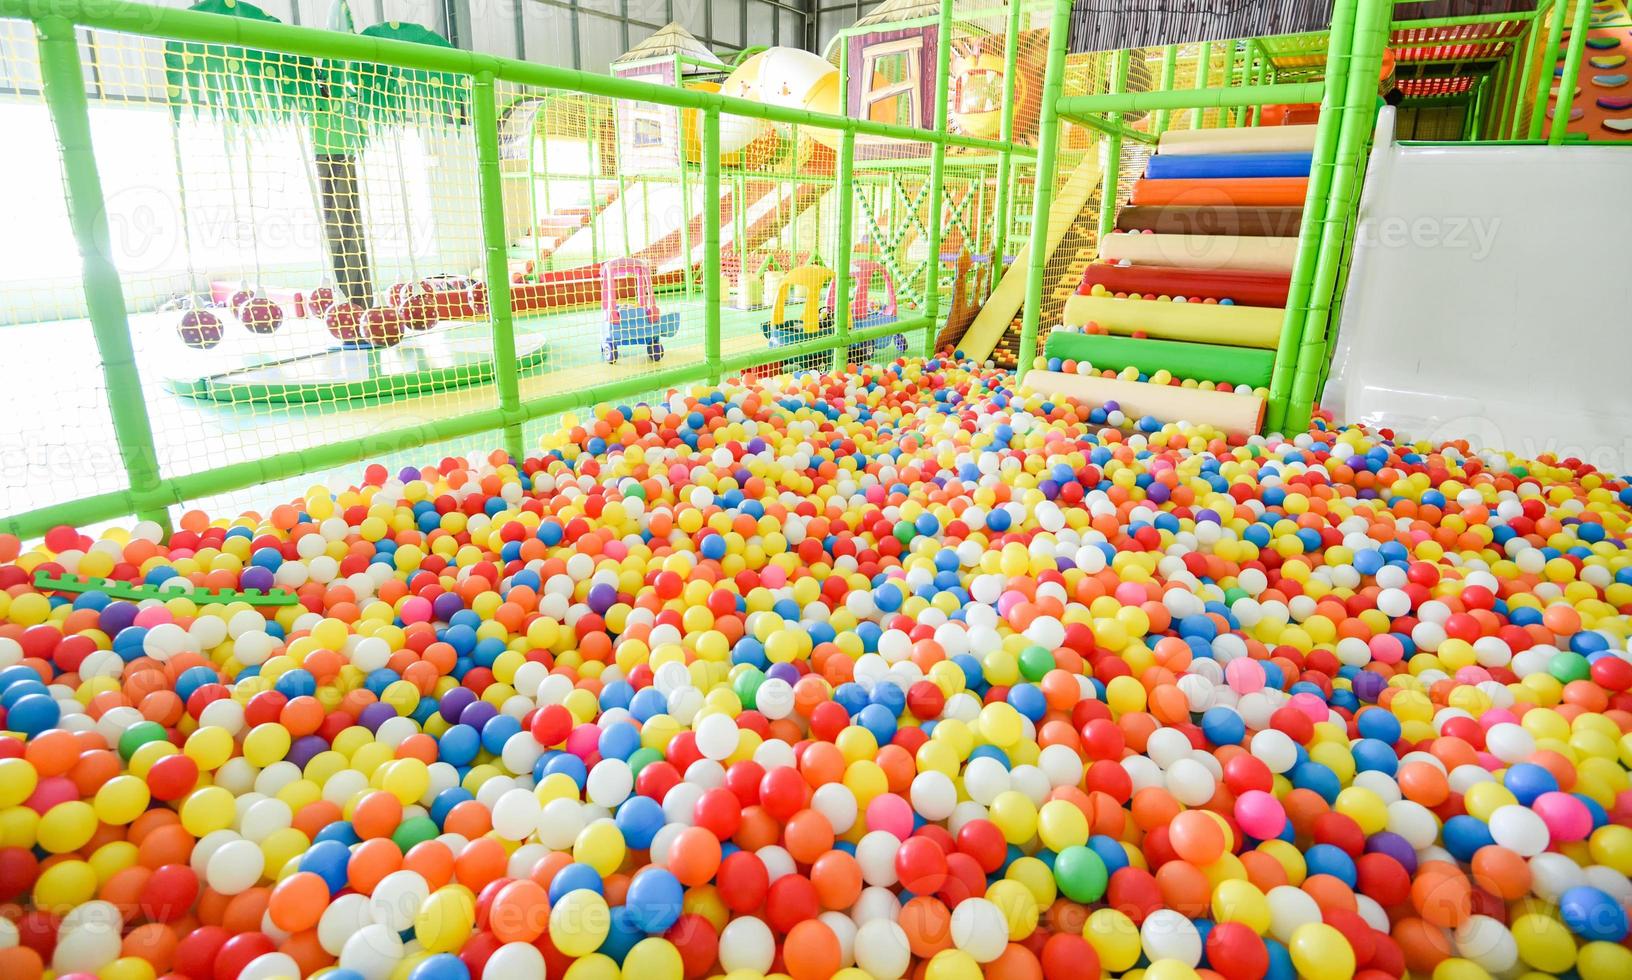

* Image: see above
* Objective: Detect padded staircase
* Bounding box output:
[1054,125,1318,390]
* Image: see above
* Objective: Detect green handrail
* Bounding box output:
[35,16,172,535]
[1265,0,1358,433]
[1548,0,1591,145]
[1015,0,1075,382]
[472,72,525,460]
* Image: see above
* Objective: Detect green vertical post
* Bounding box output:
[990,0,1024,275]
[921,0,953,358]
[1285,0,1388,432]
[1475,75,1488,139]
[1193,41,1213,128]
[1529,0,1569,139]
[1507,19,1537,138]
[1251,53,1267,126]
[1097,50,1130,245]
[1153,44,1179,135]
[1504,19,1535,139]
[832,129,856,373]
[473,72,526,460]
[1017,0,1074,381]
[36,16,171,533]
[1265,0,1359,432]
[678,135,694,295]
[1549,0,1590,144]
[703,109,722,385]
[1224,42,1244,127]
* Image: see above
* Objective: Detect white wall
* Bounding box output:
[1325,109,1632,474]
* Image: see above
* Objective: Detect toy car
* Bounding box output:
[601,258,680,362]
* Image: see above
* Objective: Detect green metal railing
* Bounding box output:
[5,0,1620,540]
[0,0,992,540]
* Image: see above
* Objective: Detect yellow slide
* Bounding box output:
[957,152,1105,364]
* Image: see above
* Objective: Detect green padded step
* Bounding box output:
[1044,331,1275,390]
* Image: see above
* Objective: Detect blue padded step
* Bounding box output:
[1145,151,1314,180]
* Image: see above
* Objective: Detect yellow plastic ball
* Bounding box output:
[924,949,983,980]
[622,937,684,977]
[1084,907,1142,972]
[414,886,476,954]
[180,786,237,837]
[33,858,98,909]
[0,757,39,807]
[243,723,292,767]
[572,820,627,877]
[986,878,1040,940]
[1289,922,1357,980]
[1037,799,1089,852]
[1511,912,1577,973]
[1578,940,1632,980]
[988,791,1038,845]
[1212,879,1271,935]
[37,800,98,854]
[550,888,611,957]
[93,775,152,826]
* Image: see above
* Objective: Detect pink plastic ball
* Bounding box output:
[566,724,601,760]
[1234,790,1287,840]
[1225,658,1265,695]
[1531,791,1592,842]
[400,597,434,624]
[133,606,175,628]
[865,793,914,840]
[1368,635,1404,664]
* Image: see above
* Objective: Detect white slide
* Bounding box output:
[1325,109,1632,473]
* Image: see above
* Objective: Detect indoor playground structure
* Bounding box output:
[4,2,1632,980]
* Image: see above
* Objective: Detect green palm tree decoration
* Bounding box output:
[164,0,466,308]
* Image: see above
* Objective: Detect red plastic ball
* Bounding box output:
[1205,921,1269,980]
[895,835,950,895]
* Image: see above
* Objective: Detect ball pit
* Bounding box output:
[3,354,1632,980]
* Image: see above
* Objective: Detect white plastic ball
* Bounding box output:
[856,830,901,886]
[854,918,911,979]
[1141,908,1203,967]
[910,771,957,822]
[369,870,429,932]
[718,916,775,973]
[340,922,403,980]
[949,897,1008,962]
[205,838,265,895]
[1266,885,1322,944]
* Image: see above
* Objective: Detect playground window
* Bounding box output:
[860,38,923,128]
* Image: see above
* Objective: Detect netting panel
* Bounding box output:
[1,22,126,517]
[4,8,1026,535]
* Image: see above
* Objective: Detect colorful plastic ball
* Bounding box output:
[1511,912,1577,973]
[718,916,775,974]
[1288,923,1356,980]
[1084,908,1142,973]
[1053,845,1108,903]
[625,868,684,934]
[549,889,611,957]
[1559,886,1629,942]
[1206,921,1269,980]
[855,919,912,980]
